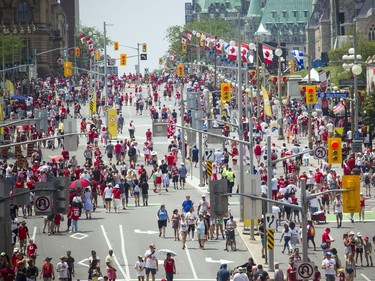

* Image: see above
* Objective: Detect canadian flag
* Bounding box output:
[227,45,238,60]
[187,31,192,42]
[205,37,213,50]
[181,35,187,44]
[216,41,222,54]
[240,43,249,62]
[79,34,85,45]
[262,45,274,65]
[169,54,175,61]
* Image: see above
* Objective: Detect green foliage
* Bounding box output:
[74,25,110,69]
[0,34,25,66]
[362,93,375,128]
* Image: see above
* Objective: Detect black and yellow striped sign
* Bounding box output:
[206,160,212,176]
[267,229,275,250]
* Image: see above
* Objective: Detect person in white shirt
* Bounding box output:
[104,184,113,213]
[321,252,336,280]
[56,256,69,281]
[144,244,158,281]
[134,255,145,280]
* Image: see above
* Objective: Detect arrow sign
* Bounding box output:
[205,257,234,264]
[77,258,90,268]
[140,54,147,61]
[134,229,159,235]
[265,213,277,230]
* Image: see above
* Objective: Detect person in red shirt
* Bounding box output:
[1,262,15,281]
[320,182,330,213]
[145,129,152,141]
[87,128,95,144]
[14,178,24,189]
[314,168,324,187]
[26,239,38,263]
[54,213,62,233]
[67,205,80,233]
[253,142,262,166]
[164,253,176,281]
[286,260,298,281]
[18,221,29,254]
[112,185,122,213]
[74,166,81,180]
[114,141,122,165]
[166,152,175,168]
[321,227,334,251]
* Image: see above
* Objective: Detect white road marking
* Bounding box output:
[100,225,128,280]
[32,226,37,241]
[361,274,371,281]
[119,225,130,281]
[184,245,198,280]
[77,258,90,267]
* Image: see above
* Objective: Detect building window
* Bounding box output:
[369,24,375,41]
[293,10,298,17]
[282,11,287,18]
[304,10,309,17]
[272,11,276,18]
[18,0,30,24]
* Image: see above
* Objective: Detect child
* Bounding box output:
[134,256,145,281]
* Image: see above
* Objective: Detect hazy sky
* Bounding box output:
[80,0,188,74]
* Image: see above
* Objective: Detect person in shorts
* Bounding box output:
[144,244,158,281]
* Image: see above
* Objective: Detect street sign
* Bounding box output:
[352,139,363,153]
[318,92,349,98]
[314,146,327,159]
[265,213,277,230]
[88,87,94,94]
[34,195,52,214]
[140,54,147,61]
[244,174,262,219]
[296,262,315,280]
[339,79,365,85]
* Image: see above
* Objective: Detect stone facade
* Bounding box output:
[0,0,76,76]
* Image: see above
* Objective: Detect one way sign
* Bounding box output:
[265,213,277,230]
[140,54,147,61]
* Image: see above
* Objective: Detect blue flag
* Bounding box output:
[290,50,305,69]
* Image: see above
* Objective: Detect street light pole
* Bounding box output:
[103,21,108,110]
[353,19,359,137]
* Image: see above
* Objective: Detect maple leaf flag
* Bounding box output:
[216,41,222,54]
[181,35,187,44]
[227,46,238,61]
[262,45,274,65]
[79,34,85,45]
[169,54,175,61]
[187,31,192,42]
[241,43,249,63]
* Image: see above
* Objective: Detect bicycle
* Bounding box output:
[225,229,236,251]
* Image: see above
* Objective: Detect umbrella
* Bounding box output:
[11,94,27,101]
[70,179,90,189]
[37,165,51,172]
[155,249,177,259]
[49,155,64,161]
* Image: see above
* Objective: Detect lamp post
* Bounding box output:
[275,47,285,140]
[342,46,362,138]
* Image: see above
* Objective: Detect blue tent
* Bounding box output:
[10,94,27,101]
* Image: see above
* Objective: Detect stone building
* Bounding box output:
[308,0,375,63]
[0,0,78,76]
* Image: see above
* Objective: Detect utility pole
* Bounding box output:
[180,81,186,164]
[266,135,274,271]
[103,21,108,111]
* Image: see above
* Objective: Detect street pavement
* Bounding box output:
[16,85,375,280]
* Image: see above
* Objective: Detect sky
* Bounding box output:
[79,0,188,75]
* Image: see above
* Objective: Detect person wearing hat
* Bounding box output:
[363,236,373,267]
[56,256,69,281]
[112,184,121,213]
[355,232,365,266]
[144,244,158,281]
[321,227,334,251]
[321,251,336,280]
[41,257,55,281]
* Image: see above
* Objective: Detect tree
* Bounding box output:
[0,34,25,67]
[362,93,375,128]
[74,25,111,70]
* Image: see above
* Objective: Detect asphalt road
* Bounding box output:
[17,84,375,281]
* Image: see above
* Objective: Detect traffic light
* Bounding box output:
[159,57,163,65]
[53,177,70,214]
[209,179,228,218]
[181,44,187,54]
[142,43,147,53]
[305,85,317,105]
[327,138,342,164]
[95,50,101,61]
[342,175,360,213]
[220,83,231,103]
[75,47,80,57]
[63,62,73,77]
[114,41,119,51]
[120,54,127,66]
[176,64,184,77]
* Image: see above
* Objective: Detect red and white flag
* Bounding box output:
[181,35,187,44]
[187,31,192,42]
[262,45,274,65]
[79,34,85,45]
[169,54,175,61]
[240,43,249,63]
[227,45,238,61]
[216,41,222,54]
[333,101,345,114]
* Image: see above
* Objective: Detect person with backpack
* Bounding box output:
[307,220,317,251]
[363,169,372,197]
